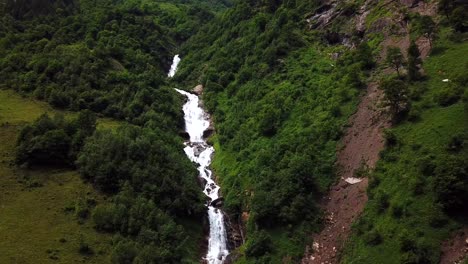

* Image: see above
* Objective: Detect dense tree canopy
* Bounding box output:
[176,0,376,261]
[6,0,228,262]
[16,111,96,166]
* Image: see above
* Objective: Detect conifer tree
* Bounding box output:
[407,41,422,82]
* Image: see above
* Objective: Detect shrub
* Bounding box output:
[433,156,468,213]
[410,175,426,195]
[446,133,465,152]
[383,130,398,147]
[434,87,461,106]
[376,192,390,213]
[399,231,416,252]
[111,240,137,264]
[245,230,273,258]
[391,203,404,218]
[78,238,93,255]
[407,106,421,122]
[364,229,383,246]
[16,111,97,167]
[75,199,90,220]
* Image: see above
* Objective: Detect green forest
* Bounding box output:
[0,0,467,263]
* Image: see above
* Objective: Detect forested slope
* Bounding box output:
[176,0,376,262]
[0,0,229,262]
[1,0,466,263]
[176,0,467,263]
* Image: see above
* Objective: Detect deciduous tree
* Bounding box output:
[386,47,406,77]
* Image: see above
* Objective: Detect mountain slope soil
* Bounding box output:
[339,0,468,262]
[303,82,389,263]
[303,0,444,262]
[440,227,468,264]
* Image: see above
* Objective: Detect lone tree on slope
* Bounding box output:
[407,40,422,82]
[380,78,410,120]
[386,47,406,77]
[417,15,437,48]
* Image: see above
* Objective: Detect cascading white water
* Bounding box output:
[168,55,181,78]
[169,55,229,263]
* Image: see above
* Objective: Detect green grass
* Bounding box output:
[0,89,123,130]
[0,89,115,263]
[342,104,465,264]
[342,32,468,264]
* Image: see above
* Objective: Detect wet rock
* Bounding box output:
[198,177,208,187]
[203,127,215,138]
[224,251,241,264]
[179,131,190,140]
[193,144,205,156]
[224,213,244,251]
[211,197,224,207]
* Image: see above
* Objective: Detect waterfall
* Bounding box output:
[169,55,230,263]
[168,55,181,78]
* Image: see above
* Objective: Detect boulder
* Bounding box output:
[198,177,207,187]
[179,131,190,140]
[203,126,215,138]
[193,84,204,95]
[211,197,224,208]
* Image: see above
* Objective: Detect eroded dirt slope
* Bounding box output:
[302,0,438,263]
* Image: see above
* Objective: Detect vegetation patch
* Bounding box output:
[342,26,468,264]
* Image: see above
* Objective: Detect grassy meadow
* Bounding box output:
[0,89,117,263]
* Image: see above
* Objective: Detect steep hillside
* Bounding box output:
[0,0,229,263]
[177,0,467,263]
[177,0,376,262]
[1,0,466,263]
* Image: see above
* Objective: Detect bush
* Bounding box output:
[16,111,97,167]
[391,203,404,218]
[434,87,462,106]
[78,238,93,255]
[376,192,390,213]
[433,156,468,213]
[383,130,398,147]
[111,240,137,264]
[75,200,90,220]
[446,133,465,152]
[407,106,421,122]
[410,175,426,195]
[399,231,416,252]
[245,230,273,258]
[92,205,117,232]
[364,229,383,246]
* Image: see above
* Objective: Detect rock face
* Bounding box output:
[307,3,338,29]
[400,0,420,7]
[224,213,244,252]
